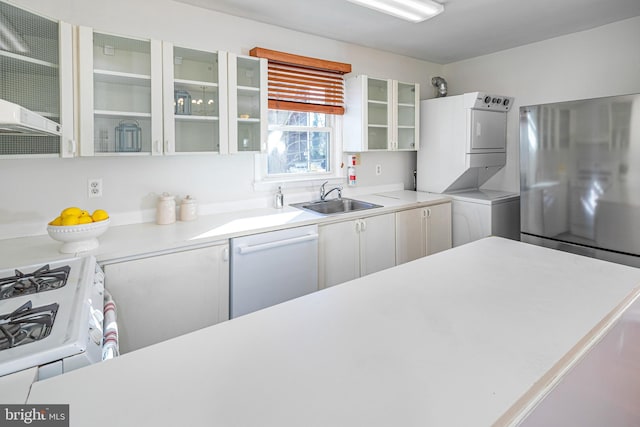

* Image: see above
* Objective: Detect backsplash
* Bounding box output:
[0,151,414,240]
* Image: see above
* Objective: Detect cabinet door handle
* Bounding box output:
[427,208,432,218]
[223,247,229,262]
[69,139,77,155]
[155,140,161,153]
[360,219,367,232]
[355,220,360,233]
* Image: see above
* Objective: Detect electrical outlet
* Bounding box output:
[88,178,103,198]
[375,164,382,176]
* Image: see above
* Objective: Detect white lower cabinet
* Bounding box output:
[102,243,229,353]
[319,213,396,289]
[395,203,452,265]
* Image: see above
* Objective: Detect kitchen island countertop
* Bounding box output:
[25,237,640,426]
[0,190,449,268]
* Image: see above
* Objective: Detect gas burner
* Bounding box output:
[0,264,70,300]
[0,300,58,351]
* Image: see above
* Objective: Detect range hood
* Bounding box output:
[0,99,61,136]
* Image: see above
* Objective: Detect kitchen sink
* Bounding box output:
[291,198,382,215]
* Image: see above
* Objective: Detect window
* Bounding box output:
[267,110,332,176]
[250,47,350,182]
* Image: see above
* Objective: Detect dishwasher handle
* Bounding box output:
[237,233,319,255]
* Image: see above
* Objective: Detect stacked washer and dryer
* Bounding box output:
[417,92,520,247]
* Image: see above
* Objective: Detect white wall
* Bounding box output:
[442,16,640,193]
[3,1,639,239]
[1,0,442,238]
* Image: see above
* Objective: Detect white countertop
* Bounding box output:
[25,237,640,426]
[518,290,640,426]
[0,190,449,268]
[430,188,520,204]
[0,367,37,404]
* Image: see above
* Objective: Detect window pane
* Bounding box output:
[267,130,330,174]
[268,111,328,127]
[267,110,330,176]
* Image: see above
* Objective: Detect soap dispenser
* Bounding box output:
[274,186,284,209]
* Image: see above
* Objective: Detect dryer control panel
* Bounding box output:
[467,92,514,111]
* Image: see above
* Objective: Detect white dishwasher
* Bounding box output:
[230,224,319,318]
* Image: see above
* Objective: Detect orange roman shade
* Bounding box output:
[250,47,351,115]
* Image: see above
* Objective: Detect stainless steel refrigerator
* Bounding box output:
[520,93,640,268]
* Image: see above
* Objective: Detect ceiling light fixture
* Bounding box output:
[346,0,444,23]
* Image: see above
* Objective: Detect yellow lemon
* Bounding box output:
[61,207,82,218]
[61,215,80,226]
[49,216,63,226]
[78,216,94,224]
[91,209,109,222]
[80,210,91,217]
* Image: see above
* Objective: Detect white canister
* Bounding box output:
[156,193,176,225]
[179,195,198,221]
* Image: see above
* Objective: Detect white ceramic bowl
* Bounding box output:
[47,219,110,254]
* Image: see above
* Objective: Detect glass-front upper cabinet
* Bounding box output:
[394,81,420,151]
[0,1,74,158]
[344,75,392,152]
[227,54,267,154]
[344,75,419,152]
[162,43,228,154]
[78,26,162,156]
[365,77,393,150]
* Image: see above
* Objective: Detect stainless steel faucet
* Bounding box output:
[320,181,343,201]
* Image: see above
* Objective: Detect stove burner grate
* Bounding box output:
[0,264,70,300]
[0,300,59,351]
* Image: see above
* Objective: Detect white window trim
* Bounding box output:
[253,115,345,192]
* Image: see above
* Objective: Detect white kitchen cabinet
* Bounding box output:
[0,1,74,158]
[162,43,228,154]
[319,220,360,287]
[395,203,452,265]
[227,53,267,153]
[78,29,266,156]
[102,243,229,353]
[319,213,396,288]
[394,81,420,150]
[164,50,267,155]
[343,75,419,152]
[78,26,162,156]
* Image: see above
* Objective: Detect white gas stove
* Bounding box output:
[0,256,113,380]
